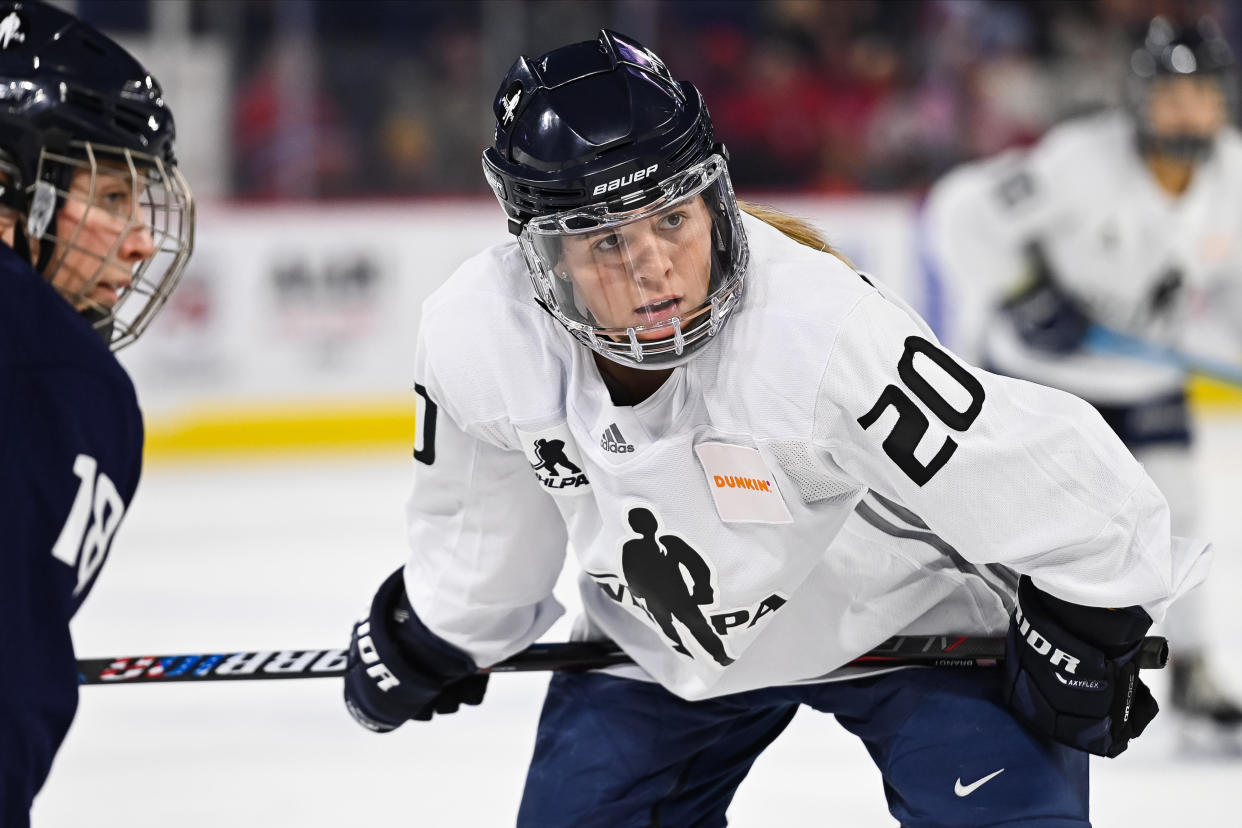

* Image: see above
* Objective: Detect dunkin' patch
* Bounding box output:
[694,442,793,523]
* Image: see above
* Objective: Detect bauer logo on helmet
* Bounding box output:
[591,164,660,197]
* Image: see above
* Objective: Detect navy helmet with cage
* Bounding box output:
[1126,15,1236,161]
[0,0,193,350]
[482,30,749,370]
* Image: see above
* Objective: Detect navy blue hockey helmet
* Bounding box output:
[0,0,194,350]
[1126,15,1236,161]
[481,30,749,370]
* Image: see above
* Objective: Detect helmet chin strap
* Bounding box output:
[32,228,56,274]
[79,305,115,345]
[10,213,33,266]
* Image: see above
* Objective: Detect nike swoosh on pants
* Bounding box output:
[954,768,1005,797]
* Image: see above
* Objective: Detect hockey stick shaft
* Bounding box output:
[1083,325,1242,386]
[78,635,1169,686]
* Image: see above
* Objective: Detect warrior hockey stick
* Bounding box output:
[1083,324,1242,387]
[78,635,1169,686]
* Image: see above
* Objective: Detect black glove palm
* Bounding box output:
[343,568,489,733]
[1003,575,1157,757]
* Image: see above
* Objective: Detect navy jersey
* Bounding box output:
[0,243,143,823]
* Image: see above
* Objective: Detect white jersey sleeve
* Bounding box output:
[401,275,569,668]
[816,281,1211,620]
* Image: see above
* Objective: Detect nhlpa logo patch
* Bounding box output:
[515,423,591,496]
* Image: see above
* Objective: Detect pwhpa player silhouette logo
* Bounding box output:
[587,506,790,668]
[515,423,591,496]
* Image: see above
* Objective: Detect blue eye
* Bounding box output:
[594,233,621,252]
[97,190,129,210]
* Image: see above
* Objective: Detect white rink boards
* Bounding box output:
[34,416,1242,827]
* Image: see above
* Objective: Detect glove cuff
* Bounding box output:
[1018,576,1151,657]
[368,568,480,685]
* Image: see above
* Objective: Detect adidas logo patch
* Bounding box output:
[600,423,635,454]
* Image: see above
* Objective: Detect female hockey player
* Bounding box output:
[922,15,1242,737]
[345,30,1210,826]
[1,1,194,823]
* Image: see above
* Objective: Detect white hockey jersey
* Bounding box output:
[923,111,1242,404]
[403,212,1210,701]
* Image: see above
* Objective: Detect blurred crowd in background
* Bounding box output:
[74,0,1238,200]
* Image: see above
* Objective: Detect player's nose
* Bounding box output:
[624,227,673,284]
[119,222,157,264]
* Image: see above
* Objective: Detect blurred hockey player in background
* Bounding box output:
[923,15,1242,740]
[344,29,1211,825]
[0,1,194,823]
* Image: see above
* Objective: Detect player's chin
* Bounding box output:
[88,284,122,308]
[71,283,123,311]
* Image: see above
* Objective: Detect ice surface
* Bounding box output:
[32,417,1242,826]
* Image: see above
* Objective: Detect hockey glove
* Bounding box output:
[1000,245,1092,354]
[1003,575,1157,757]
[343,568,488,733]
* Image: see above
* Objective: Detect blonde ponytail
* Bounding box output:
[739,201,854,268]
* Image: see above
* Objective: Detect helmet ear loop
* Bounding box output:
[27,181,61,275]
[8,181,62,276]
[22,149,77,278]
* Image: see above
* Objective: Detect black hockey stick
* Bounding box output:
[78,635,1169,686]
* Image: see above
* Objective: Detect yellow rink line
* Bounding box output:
[142,380,1242,462]
[143,397,416,462]
[1188,377,1242,411]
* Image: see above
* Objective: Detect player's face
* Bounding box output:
[1146,75,1227,141]
[50,165,157,311]
[558,196,713,341]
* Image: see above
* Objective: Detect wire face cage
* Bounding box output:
[38,141,195,351]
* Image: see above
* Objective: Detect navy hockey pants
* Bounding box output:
[517,667,1088,827]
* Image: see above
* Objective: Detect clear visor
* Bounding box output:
[37,141,195,351]
[520,154,747,368]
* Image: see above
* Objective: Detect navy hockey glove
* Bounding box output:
[1001,245,1092,354]
[343,568,488,733]
[1003,575,1157,757]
